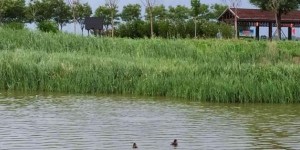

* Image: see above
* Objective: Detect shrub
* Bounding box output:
[37,20,59,33]
[2,22,25,30]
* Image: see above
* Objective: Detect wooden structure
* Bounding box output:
[84,17,104,36]
[218,8,300,40]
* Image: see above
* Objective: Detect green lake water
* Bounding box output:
[0,93,300,149]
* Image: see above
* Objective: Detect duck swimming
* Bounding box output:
[171,139,178,147]
[132,143,138,149]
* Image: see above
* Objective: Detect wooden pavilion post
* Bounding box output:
[288,24,293,40]
[268,22,273,40]
[255,22,260,40]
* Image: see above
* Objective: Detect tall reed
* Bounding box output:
[1,28,300,103]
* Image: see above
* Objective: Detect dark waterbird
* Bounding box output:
[132,143,138,149]
[171,139,178,147]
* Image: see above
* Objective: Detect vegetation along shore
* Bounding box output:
[1,28,300,103]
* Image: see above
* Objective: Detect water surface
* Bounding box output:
[0,93,300,149]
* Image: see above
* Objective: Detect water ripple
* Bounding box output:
[0,95,300,149]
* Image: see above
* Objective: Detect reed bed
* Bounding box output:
[1,28,300,103]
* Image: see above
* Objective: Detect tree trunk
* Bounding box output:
[111,12,114,37]
[105,25,109,34]
[0,2,3,24]
[234,8,238,39]
[194,18,197,38]
[60,23,63,31]
[150,7,154,38]
[73,6,76,34]
[276,13,282,40]
[234,15,238,39]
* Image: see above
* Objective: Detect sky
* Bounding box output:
[81,0,255,12]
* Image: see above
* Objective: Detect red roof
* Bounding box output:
[219,8,300,22]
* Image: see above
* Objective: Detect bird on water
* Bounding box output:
[132,143,138,149]
[171,139,178,147]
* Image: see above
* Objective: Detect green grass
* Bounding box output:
[1,28,300,103]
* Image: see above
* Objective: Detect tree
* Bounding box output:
[75,2,92,35]
[168,5,190,37]
[94,5,111,31]
[141,0,157,38]
[0,0,5,23]
[67,0,79,33]
[26,0,40,23]
[105,0,119,37]
[223,0,241,39]
[150,5,168,21]
[0,0,26,23]
[250,0,300,40]
[168,5,190,21]
[27,0,71,31]
[200,4,210,20]
[208,3,227,19]
[191,0,201,38]
[121,4,141,22]
[52,0,72,31]
[28,0,52,22]
[37,20,59,33]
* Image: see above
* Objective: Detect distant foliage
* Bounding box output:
[117,20,233,39]
[2,22,25,30]
[1,0,233,39]
[37,20,59,33]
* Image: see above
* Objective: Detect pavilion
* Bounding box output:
[218,8,300,40]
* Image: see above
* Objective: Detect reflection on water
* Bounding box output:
[0,93,300,149]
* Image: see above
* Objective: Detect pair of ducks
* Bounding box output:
[133,139,178,149]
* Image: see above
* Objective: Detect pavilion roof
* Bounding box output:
[218,8,300,23]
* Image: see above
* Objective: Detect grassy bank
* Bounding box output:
[1,28,300,103]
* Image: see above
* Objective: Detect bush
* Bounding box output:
[2,22,25,30]
[37,20,58,33]
[116,19,233,39]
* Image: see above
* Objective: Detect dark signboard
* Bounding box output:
[84,17,104,30]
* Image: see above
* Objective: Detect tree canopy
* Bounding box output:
[0,0,26,23]
[94,5,118,31]
[0,0,233,39]
[250,0,300,14]
[121,4,141,22]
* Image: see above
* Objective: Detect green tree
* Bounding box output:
[28,0,52,22]
[105,0,119,37]
[141,0,157,38]
[26,0,41,23]
[167,5,190,38]
[152,5,168,21]
[28,0,71,31]
[37,20,59,33]
[0,0,26,23]
[208,3,227,19]
[0,0,6,23]
[250,0,300,39]
[75,2,92,35]
[118,20,145,38]
[121,4,141,22]
[168,5,190,21]
[95,5,114,31]
[190,0,201,38]
[52,0,72,31]
[67,0,79,34]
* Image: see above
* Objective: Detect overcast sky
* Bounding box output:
[80,0,255,13]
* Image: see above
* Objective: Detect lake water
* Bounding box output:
[0,93,300,149]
